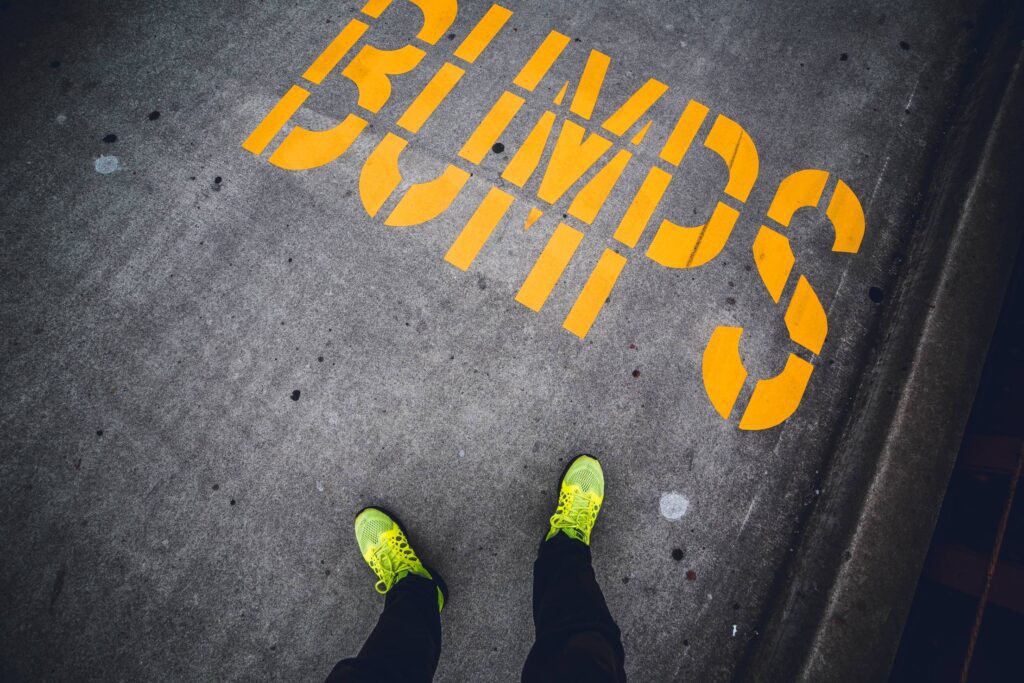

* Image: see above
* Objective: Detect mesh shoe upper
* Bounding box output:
[546,455,605,545]
[354,507,445,611]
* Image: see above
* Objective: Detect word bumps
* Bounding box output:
[243,0,865,431]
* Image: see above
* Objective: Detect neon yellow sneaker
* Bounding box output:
[354,507,447,612]
[546,455,605,545]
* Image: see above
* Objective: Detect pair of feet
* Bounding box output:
[353,455,606,612]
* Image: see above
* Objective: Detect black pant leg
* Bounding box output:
[521,532,626,683]
[326,574,441,683]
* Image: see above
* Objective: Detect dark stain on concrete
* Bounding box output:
[102,133,117,143]
[147,110,160,121]
[49,565,66,610]
[290,390,301,401]
[491,142,505,154]
[671,548,684,561]
[869,286,885,303]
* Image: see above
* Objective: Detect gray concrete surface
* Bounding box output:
[0,1,1019,681]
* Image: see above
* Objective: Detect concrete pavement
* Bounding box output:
[1,1,1021,680]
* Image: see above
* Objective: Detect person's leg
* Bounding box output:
[522,456,626,683]
[326,507,447,683]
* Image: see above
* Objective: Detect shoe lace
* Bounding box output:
[549,486,600,542]
[366,530,420,594]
